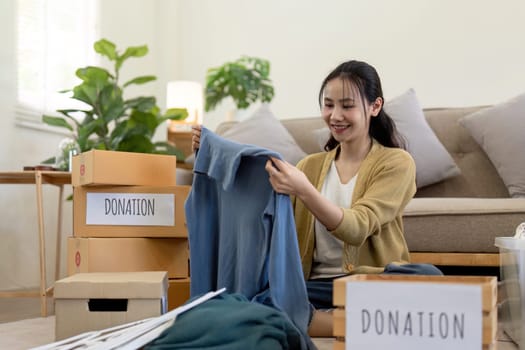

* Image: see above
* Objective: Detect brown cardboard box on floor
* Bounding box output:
[67,237,189,278]
[168,278,191,310]
[73,185,190,238]
[54,271,168,341]
[72,149,177,187]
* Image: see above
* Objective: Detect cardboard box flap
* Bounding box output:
[55,271,168,299]
[72,149,177,187]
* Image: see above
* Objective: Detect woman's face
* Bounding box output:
[321,77,379,145]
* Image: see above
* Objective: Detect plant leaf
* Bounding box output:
[128,110,158,136]
[41,156,56,165]
[121,45,149,59]
[125,96,156,112]
[76,66,112,85]
[116,134,154,153]
[56,109,83,128]
[115,45,148,71]
[164,108,188,121]
[123,75,156,87]
[153,141,185,160]
[72,83,100,107]
[98,85,125,122]
[94,39,117,61]
[77,119,105,151]
[42,115,74,131]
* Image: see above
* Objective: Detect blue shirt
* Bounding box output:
[185,127,312,347]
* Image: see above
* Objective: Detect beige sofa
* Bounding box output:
[177,105,525,268]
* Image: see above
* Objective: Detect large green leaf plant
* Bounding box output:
[42,38,187,169]
[204,56,274,112]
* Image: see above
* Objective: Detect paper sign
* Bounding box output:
[345,281,482,350]
[86,193,175,226]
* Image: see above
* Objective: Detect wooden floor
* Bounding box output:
[0,295,519,350]
[0,297,54,324]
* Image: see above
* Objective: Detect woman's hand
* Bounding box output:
[266,156,343,230]
[265,157,312,197]
[191,125,202,152]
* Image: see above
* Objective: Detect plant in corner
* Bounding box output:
[42,38,188,170]
[204,55,275,113]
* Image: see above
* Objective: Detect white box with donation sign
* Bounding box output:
[332,274,497,350]
[73,185,190,238]
[54,271,168,341]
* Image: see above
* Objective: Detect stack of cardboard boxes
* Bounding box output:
[67,150,191,311]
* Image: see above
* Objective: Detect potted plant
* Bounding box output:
[42,38,188,170]
[204,55,275,113]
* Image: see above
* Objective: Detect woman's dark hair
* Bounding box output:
[318,60,406,151]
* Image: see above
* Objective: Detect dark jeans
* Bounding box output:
[306,263,443,310]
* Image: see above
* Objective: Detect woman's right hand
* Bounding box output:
[191,125,202,152]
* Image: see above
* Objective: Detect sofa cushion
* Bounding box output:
[459,93,525,198]
[219,104,307,165]
[403,198,525,253]
[415,106,509,198]
[384,89,461,188]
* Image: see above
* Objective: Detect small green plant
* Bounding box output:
[204,56,275,112]
[42,38,188,169]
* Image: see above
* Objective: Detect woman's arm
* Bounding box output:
[331,150,416,245]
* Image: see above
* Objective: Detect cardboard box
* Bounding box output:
[73,185,190,238]
[55,271,168,340]
[68,237,189,278]
[72,149,177,187]
[168,278,191,311]
[495,236,525,347]
[333,274,497,349]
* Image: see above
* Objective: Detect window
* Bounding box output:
[16,0,99,126]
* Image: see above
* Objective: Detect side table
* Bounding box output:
[0,170,71,317]
[167,129,193,161]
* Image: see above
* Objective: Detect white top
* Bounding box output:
[310,161,356,279]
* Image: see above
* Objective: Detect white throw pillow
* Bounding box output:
[220,104,307,165]
[459,93,525,198]
[312,89,460,188]
[384,89,460,188]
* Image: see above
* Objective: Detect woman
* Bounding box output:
[192,60,441,336]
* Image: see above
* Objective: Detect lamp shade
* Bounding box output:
[166,81,204,124]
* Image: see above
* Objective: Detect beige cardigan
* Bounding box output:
[292,140,416,278]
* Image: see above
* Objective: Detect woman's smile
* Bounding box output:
[331,124,350,134]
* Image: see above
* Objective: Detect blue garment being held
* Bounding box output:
[184,127,314,349]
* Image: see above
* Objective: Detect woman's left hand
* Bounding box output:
[266,157,343,230]
[265,157,311,197]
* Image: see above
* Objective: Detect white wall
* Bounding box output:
[176,0,525,131]
[1,0,524,290]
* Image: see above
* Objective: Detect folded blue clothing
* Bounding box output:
[145,293,304,350]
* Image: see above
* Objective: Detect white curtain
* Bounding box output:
[16,0,99,123]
